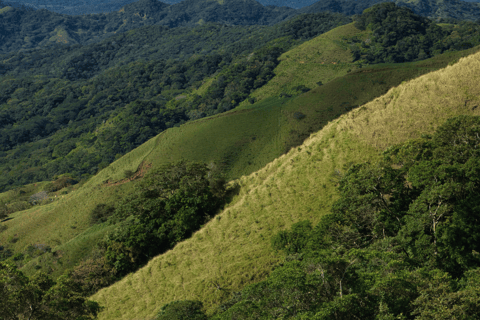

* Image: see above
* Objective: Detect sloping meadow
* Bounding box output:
[91,46,480,319]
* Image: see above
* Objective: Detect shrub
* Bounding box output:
[156,300,207,320]
[293,112,306,120]
[89,204,115,226]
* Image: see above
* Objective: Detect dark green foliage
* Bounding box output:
[43,176,77,192]
[299,0,480,21]
[292,85,310,93]
[271,220,312,254]
[353,3,445,63]
[89,204,115,226]
[101,161,227,278]
[349,3,480,64]
[215,116,480,319]
[0,12,351,192]
[156,300,207,320]
[68,255,116,296]
[0,0,298,55]
[0,262,101,320]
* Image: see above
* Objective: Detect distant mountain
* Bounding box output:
[1,0,304,15]
[0,0,296,54]
[119,0,295,27]
[299,0,480,21]
[4,0,480,15]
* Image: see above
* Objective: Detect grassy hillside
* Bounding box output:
[91,48,480,319]
[0,42,477,280]
[248,22,369,102]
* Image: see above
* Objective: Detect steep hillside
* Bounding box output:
[0,43,474,285]
[91,48,480,319]
[0,12,351,193]
[247,22,369,102]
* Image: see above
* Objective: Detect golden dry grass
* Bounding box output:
[92,42,480,320]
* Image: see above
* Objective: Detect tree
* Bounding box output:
[412,268,480,320]
[0,262,101,320]
[156,300,207,320]
[103,161,227,277]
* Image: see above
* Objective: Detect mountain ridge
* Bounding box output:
[2,0,480,55]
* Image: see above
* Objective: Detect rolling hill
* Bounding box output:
[90,44,480,320]
[0,40,478,317]
[1,1,480,318]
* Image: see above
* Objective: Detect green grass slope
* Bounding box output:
[91,50,480,319]
[249,23,370,102]
[0,44,478,281]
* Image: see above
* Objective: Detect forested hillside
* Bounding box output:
[1,1,480,319]
[91,47,480,320]
[4,0,480,16]
[2,0,480,55]
[0,0,296,54]
[300,0,480,21]
[2,3,480,192]
[0,11,351,192]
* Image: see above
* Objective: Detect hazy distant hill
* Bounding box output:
[0,0,295,54]
[5,0,480,15]
[299,0,480,20]
[4,0,480,16]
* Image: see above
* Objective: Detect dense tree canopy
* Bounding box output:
[351,3,480,63]
[0,262,101,320]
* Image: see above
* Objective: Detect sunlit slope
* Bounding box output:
[249,23,370,102]
[92,49,480,320]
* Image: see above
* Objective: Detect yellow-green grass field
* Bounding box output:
[91,48,480,319]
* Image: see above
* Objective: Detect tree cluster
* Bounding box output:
[0,262,101,320]
[351,3,480,63]
[64,161,228,295]
[298,0,480,22]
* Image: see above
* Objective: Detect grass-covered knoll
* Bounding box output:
[0,44,477,282]
[91,49,480,319]
[248,22,369,102]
